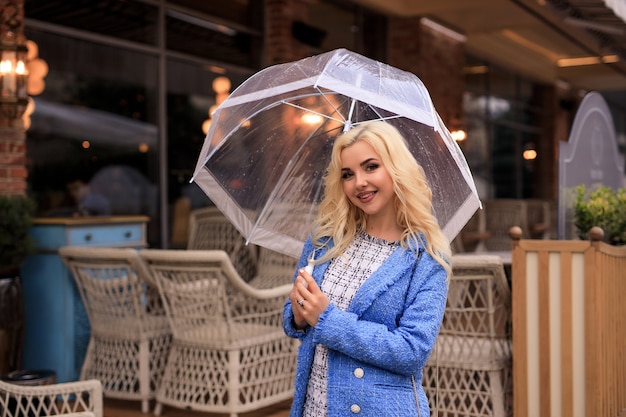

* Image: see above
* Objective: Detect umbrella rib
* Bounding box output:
[280,101,345,124]
[315,86,347,123]
[344,98,357,132]
[349,113,404,126]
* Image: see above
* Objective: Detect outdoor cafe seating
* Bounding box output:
[53,202,527,417]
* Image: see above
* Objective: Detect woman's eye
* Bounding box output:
[366,163,379,171]
[341,171,353,180]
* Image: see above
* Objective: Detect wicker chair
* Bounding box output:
[0,379,103,417]
[247,247,298,289]
[59,247,172,413]
[138,249,298,417]
[186,206,258,282]
[423,254,512,417]
[482,199,528,251]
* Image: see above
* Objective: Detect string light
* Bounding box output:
[451,129,467,142]
[202,76,231,135]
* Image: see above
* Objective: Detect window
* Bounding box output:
[25,0,258,247]
[464,56,545,199]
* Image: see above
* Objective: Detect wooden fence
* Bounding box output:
[511,228,626,417]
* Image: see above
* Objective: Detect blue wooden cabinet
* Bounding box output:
[20,216,148,382]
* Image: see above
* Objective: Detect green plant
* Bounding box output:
[0,195,36,274]
[574,184,626,246]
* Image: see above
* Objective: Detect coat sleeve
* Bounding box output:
[312,252,448,375]
[282,238,314,338]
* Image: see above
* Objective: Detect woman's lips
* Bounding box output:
[357,191,376,203]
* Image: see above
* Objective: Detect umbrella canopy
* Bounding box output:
[192,48,480,258]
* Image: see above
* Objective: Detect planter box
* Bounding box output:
[511,229,626,417]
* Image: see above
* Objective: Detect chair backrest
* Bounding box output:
[138,249,290,344]
[0,379,103,417]
[59,246,162,337]
[482,199,528,251]
[525,198,552,239]
[434,254,511,365]
[186,206,257,281]
[248,247,297,289]
[452,208,488,253]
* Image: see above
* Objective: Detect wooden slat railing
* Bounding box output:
[511,227,626,417]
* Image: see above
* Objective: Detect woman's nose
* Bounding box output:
[355,172,368,188]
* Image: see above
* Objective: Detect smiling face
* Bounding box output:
[340,140,396,222]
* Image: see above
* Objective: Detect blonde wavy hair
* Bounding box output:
[311,121,451,276]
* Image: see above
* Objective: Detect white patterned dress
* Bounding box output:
[302,232,399,417]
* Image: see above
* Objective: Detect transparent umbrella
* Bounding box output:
[192,48,480,258]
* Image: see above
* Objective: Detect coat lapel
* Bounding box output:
[347,246,418,316]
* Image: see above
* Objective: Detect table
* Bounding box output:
[480,250,512,266]
[460,250,512,282]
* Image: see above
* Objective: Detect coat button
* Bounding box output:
[350,404,361,413]
[353,368,364,378]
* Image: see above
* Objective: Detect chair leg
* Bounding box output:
[153,402,163,416]
[142,399,150,413]
[139,339,150,413]
[228,348,240,417]
[489,369,506,417]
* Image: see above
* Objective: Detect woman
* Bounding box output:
[283,120,451,417]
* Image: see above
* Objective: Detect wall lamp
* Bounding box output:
[0,1,29,119]
[0,41,28,118]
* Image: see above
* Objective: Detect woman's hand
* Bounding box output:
[289,267,329,328]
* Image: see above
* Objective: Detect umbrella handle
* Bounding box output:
[304,252,315,276]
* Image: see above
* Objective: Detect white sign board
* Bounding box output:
[558,92,625,239]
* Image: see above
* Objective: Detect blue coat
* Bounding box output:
[283,237,448,417]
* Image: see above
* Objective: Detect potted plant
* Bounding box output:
[573,184,626,246]
[0,195,36,374]
[0,195,36,276]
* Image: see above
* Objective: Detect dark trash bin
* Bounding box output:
[0,275,25,375]
[2,369,57,386]
[1,370,57,417]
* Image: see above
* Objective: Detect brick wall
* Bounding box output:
[263,0,315,66]
[387,16,465,130]
[0,127,27,195]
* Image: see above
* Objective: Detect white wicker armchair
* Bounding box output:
[0,379,102,417]
[58,247,172,413]
[423,254,512,417]
[186,206,258,282]
[138,249,298,417]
